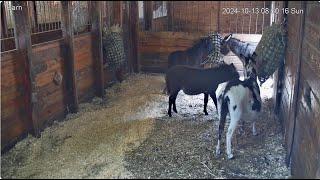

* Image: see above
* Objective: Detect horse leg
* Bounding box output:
[203,93,209,115]
[216,96,228,156]
[172,92,179,113]
[226,110,241,159]
[216,109,228,156]
[209,93,218,111]
[168,96,173,117]
[168,91,179,117]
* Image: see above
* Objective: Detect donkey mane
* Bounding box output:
[228,38,248,50]
[187,38,208,53]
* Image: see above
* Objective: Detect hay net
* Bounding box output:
[102,24,126,70]
[254,23,287,84]
[203,32,225,67]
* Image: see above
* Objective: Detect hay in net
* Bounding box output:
[204,32,225,67]
[254,23,286,84]
[102,24,126,70]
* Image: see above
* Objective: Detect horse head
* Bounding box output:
[241,52,258,80]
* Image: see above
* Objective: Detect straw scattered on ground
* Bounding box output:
[1,73,290,179]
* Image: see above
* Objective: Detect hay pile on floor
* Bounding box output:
[1,73,290,179]
[124,93,291,179]
[1,74,167,179]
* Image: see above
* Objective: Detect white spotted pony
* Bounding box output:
[215,53,262,159]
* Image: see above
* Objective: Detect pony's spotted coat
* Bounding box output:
[215,55,261,159]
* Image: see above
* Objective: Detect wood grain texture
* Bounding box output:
[277,1,320,178]
[61,1,79,113]
[90,1,105,98]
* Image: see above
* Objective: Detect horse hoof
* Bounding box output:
[227,154,234,159]
[253,132,258,136]
[204,111,208,115]
[173,109,178,113]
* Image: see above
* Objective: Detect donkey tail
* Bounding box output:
[220,96,229,121]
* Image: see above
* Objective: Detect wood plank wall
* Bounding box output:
[1,34,102,151]
[151,1,271,34]
[278,1,320,178]
[138,31,204,73]
[138,31,261,73]
[1,51,30,149]
[1,1,137,152]
[290,1,320,178]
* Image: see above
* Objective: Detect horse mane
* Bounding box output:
[229,37,246,44]
[187,38,208,52]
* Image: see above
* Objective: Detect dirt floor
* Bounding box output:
[1,73,290,179]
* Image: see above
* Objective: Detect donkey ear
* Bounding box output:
[223,34,232,42]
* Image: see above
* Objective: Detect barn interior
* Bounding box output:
[1,1,319,179]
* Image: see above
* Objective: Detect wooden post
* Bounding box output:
[129,1,139,73]
[143,1,153,31]
[112,1,122,26]
[167,1,172,31]
[12,1,40,137]
[217,1,221,33]
[32,1,38,29]
[122,1,132,74]
[1,2,8,37]
[286,1,306,167]
[61,1,79,113]
[90,1,105,98]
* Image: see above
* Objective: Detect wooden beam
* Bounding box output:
[12,1,40,137]
[167,1,173,31]
[217,1,221,33]
[286,1,307,167]
[61,1,79,113]
[90,1,105,98]
[122,1,132,74]
[32,1,38,29]
[1,2,8,37]
[143,1,153,31]
[129,1,139,73]
[112,1,122,26]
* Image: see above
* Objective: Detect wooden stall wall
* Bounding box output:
[151,1,271,34]
[138,31,203,73]
[139,1,268,73]
[138,32,261,73]
[290,1,320,178]
[278,1,320,178]
[1,1,137,152]
[32,40,67,130]
[1,51,30,149]
[74,34,96,103]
